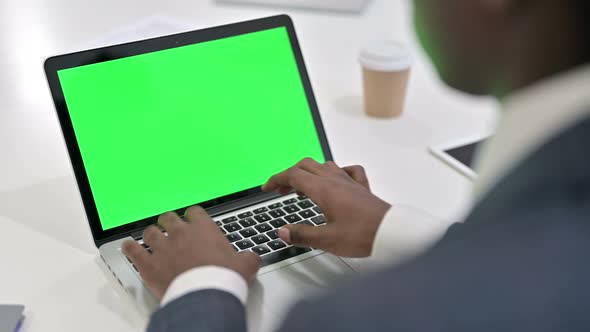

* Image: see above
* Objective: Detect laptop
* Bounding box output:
[217,0,371,13]
[44,15,341,314]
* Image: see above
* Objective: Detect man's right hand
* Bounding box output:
[262,158,391,257]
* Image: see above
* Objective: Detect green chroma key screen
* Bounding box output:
[57,27,325,230]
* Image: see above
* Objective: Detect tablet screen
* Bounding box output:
[444,142,480,169]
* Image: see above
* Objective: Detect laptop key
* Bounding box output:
[283,205,300,213]
[313,206,322,214]
[237,212,253,219]
[269,209,286,218]
[222,216,238,224]
[236,239,254,250]
[268,203,283,210]
[215,220,222,226]
[252,234,270,244]
[285,214,302,223]
[239,227,257,238]
[297,220,314,226]
[239,218,257,228]
[141,243,153,253]
[311,215,326,225]
[252,245,271,255]
[297,195,308,200]
[283,198,297,205]
[254,213,271,223]
[226,233,242,243]
[224,222,242,233]
[253,207,268,214]
[299,209,316,219]
[270,218,287,228]
[267,239,287,251]
[297,200,314,209]
[254,223,272,233]
[232,244,239,252]
[266,229,279,240]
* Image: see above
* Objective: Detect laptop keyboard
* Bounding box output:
[127,196,326,273]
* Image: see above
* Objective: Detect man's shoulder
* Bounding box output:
[469,114,590,227]
[281,201,590,331]
[278,117,590,332]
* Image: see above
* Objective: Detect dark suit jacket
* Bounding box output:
[147,116,590,332]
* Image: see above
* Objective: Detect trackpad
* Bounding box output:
[246,253,355,332]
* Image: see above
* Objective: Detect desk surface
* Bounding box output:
[0,0,498,331]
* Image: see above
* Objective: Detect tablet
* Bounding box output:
[430,135,489,179]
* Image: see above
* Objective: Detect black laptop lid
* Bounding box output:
[44,15,332,247]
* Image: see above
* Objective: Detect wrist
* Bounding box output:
[369,200,392,248]
[361,199,392,256]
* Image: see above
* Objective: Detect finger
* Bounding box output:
[294,157,327,175]
[278,186,293,195]
[343,165,370,189]
[278,224,328,249]
[237,252,262,283]
[123,240,163,300]
[262,167,320,200]
[324,160,341,171]
[143,225,167,250]
[122,240,152,272]
[324,160,350,177]
[157,212,184,234]
[184,206,210,225]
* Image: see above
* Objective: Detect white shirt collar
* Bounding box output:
[473,64,590,201]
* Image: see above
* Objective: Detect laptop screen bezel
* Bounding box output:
[44,15,333,247]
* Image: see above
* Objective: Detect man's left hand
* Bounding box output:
[122,206,262,300]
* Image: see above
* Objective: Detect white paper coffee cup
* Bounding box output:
[359,41,412,118]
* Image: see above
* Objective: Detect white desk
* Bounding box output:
[0,0,498,331]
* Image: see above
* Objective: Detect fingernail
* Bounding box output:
[278,227,291,243]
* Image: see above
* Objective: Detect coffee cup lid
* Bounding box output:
[359,41,412,72]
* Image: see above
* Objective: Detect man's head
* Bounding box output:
[414,0,590,98]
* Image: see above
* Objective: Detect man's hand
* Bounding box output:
[122,206,261,300]
[262,158,391,257]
